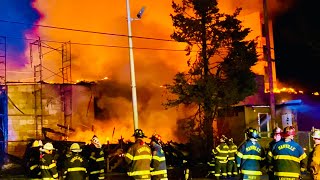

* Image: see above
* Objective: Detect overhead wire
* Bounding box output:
[0,19,176,42]
[4,35,190,52]
[0,19,262,52]
[0,19,268,52]
[0,19,262,81]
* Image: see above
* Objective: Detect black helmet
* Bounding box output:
[132,129,147,138]
[246,127,260,139]
[271,127,282,137]
[150,133,162,144]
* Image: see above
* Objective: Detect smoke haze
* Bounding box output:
[1,0,297,142]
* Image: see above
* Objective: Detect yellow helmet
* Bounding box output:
[70,143,82,152]
[312,128,320,139]
[31,140,40,148]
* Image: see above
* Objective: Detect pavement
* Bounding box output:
[0,163,313,180]
[0,174,313,180]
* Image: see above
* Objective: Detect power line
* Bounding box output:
[3,36,189,52]
[0,19,269,53]
[0,19,176,42]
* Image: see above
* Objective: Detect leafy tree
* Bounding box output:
[165,0,258,152]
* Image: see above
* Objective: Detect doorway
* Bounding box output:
[258,113,270,137]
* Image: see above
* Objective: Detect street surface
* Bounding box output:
[0,174,313,180]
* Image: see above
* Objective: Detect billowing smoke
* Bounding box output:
[3,0,297,142]
[27,0,196,142]
[0,0,41,73]
[219,0,297,18]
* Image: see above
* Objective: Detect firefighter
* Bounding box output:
[125,129,152,180]
[269,127,283,149]
[26,140,42,178]
[62,143,87,180]
[87,135,105,180]
[236,127,265,180]
[227,138,238,177]
[309,128,320,180]
[150,133,168,180]
[214,135,229,179]
[39,142,59,179]
[267,126,307,180]
[267,127,282,179]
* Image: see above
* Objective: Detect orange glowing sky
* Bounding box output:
[23,0,288,83]
[8,0,295,142]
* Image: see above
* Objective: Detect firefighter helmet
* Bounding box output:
[246,127,260,139]
[271,127,283,137]
[132,129,147,138]
[228,138,234,143]
[31,140,40,148]
[38,140,43,147]
[311,128,320,139]
[220,135,227,142]
[282,126,296,137]
[70,143,82,152]
[150,133,162,144]
[41,142,55,152]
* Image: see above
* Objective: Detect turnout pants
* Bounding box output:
[227,160,238,176]
[215,160,227,178]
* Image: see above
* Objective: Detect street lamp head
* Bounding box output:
[137,6,146,19]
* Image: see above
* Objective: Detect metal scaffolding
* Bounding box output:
[0,36,8,162]
[30,37,44,139]
[61,42,72,137]
[30,39,72,139]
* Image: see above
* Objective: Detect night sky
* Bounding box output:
[0,0,41,66]
[274,0,320,92]
[1,0,319,91]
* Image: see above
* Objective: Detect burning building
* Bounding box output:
[0,0,295,162]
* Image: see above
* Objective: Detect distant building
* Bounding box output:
[216,76,319,150]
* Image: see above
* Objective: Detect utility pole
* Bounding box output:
[263,0,276,129]
[126,0,139,130]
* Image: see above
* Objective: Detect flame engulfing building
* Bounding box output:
[215,0,318,148]
[1,82,94,159]
[0,0,289,160]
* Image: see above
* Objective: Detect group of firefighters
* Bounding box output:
[25,129,168,180]
[24,126,320,180]
[209,126,320,180]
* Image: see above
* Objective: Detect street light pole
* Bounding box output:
[126,0,139,130]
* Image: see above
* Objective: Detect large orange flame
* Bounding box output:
[10,0,295,143]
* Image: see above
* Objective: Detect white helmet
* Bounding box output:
[312,128,320,139]
[41,142,55,152]
[70,143,82,152]
[38,140,43,147]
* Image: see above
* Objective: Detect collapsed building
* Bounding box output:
[1,82,94,159]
